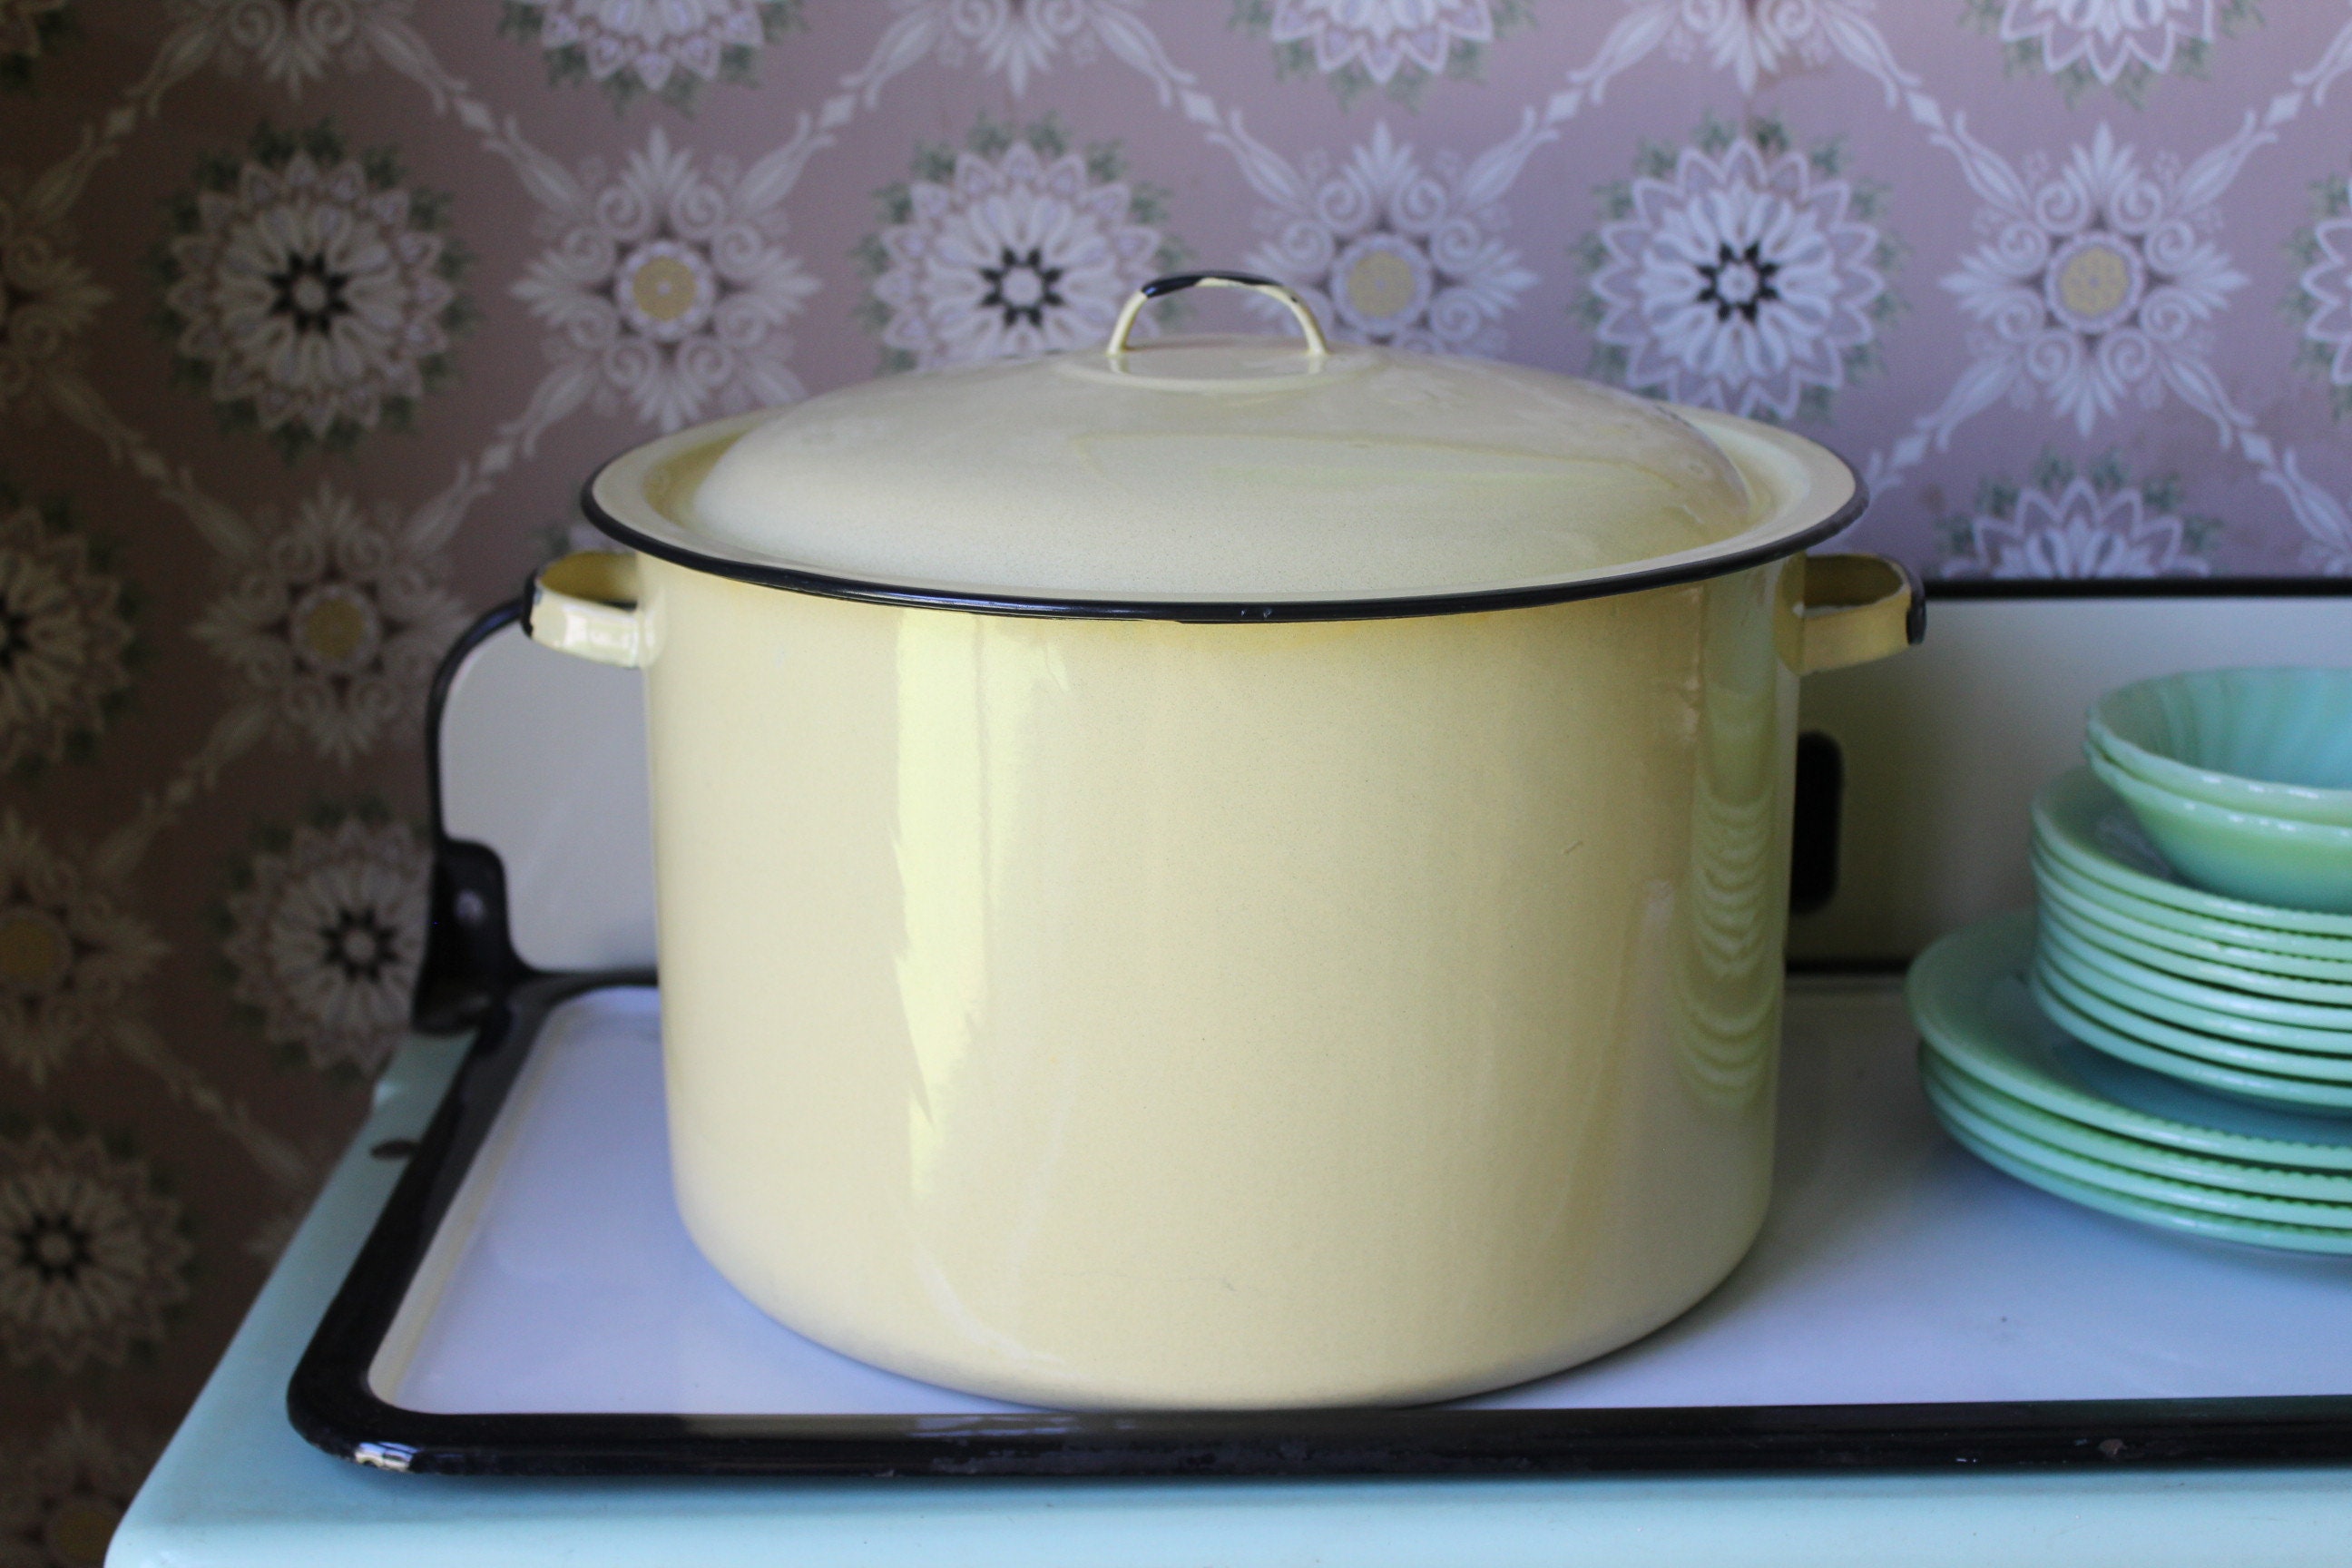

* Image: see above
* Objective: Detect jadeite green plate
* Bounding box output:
[2033,768,2352,940]
[2035,911,2352,1044]
[1924,1069,2352,1230]
[2034,943,2352,1080]
[1919,1049,2352,1203]
[2033,839,2352,968]
[1922,1073,2352,1255]
[2030,964,2352,1111]
[2032,855,2352,995]
[1905,911,2352,1166]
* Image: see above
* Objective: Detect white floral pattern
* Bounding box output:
[1994,0,2215,83]
[1238,0,1520,103]
[514,126,818,435]
[847,0,1189,103]
[502,0,797,108]
[222,813,428,1076]
[1647,0,1885,94]
[0,1130,190,1375]
[1941,466,2214,578]
[0,174,108,423]
[170,0,408,94]
[0,1408,152,1568]
[0,815,164,1085]
[155,125,468,457]
[192,481,465,765]
[2294,177,2352,420]
[1242,121,1534,356]
[1567,1,1918,112]
[0,496,132,775]
[1270,0,1490,83]
[1942,122,2247,441]
[1964,0,2261,104]
[1586,127,1888,420]
[865,125,1172,369]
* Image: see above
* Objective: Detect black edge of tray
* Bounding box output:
[290,973,2352,1479]
[412,593,540,1035]
[1923,578,2352,600]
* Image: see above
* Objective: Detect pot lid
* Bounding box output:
[592,272,1864,621]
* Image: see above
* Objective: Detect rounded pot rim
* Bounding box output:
[580,404,1867,624]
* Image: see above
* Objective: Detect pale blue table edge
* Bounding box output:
[112,996,2352,1568]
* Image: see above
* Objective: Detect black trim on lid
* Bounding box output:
[576,452,1872,624]
[1138,269,1285,300]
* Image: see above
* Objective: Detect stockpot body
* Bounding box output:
[597,547,1804,1409]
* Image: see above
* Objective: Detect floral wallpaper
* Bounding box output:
[5,0,2352,1549]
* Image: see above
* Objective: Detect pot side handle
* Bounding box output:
[1797,554,1924,675]
[529,551,644,668]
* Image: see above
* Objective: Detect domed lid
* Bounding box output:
[586,273,1864,621]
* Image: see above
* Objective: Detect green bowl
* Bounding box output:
[2032,769,2352,939]
[2090,668,2352,828]
[2086,751,2352,915]
[2029,965,2352,1111]
[2030,848,2352,982]
[2036,913,2352,1049]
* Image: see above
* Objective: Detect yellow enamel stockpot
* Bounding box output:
[532,272,1919,1410]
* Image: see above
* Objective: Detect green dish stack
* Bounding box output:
[1909,915,2352,1255]
[1910,668,2352,1253]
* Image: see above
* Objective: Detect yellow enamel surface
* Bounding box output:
[529,552,645,668]
[1796,554,1918,674]
[688,345,1759,599]
[636,555,1798,1408]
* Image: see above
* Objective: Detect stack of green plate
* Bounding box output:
[1908,911,2352,1255]
[2027,768,2352,1112]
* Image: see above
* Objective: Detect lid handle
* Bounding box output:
[1106,271,1330,361]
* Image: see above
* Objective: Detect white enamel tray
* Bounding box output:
[304,977,2352,1456]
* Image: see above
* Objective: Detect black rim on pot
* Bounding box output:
[583,270,1875,625]
[579,450,1870,626]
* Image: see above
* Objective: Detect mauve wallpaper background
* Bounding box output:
[4,0,2352,1551]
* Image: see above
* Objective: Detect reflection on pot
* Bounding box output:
[1674,567,1790,1111]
